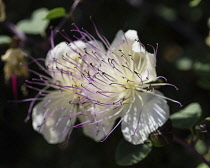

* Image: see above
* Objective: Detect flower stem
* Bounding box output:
[54,0,80,33]
[174,136,210,167]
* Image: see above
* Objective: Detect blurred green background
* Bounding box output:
[0,0,210,167]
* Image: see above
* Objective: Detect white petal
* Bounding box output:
[110,30,139,51]
[45,41,88,66]
[46,42,70,67]
[109,30,157,82]
[45,40,106,85]
[78,105,120,141]
[124,30,139,42]
[32,91,77,144]
[108,30,140,68]
[78,114,115,142]
[132,41,146,53]
[132,42,157,82]
[109,30,124,50]
[46,40,105,67]
[121,90,169,145]
[140,52,157,82]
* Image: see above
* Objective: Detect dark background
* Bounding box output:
[0,0,210,167]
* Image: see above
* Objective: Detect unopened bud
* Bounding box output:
[1,48,29,81]
[149,119,173,147]
[195,117,210,141]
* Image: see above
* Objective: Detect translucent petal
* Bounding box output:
[121,90,169,145]
[45,41,86,85]
[109,30,138,52]
[107,30,139,73]
[45,41,86,67]
[78,115,116,142]
[124,30,139,43]
[78,105,121,141]
[140,52,157,82]
[32,91,77,144]
[108,30,157,82]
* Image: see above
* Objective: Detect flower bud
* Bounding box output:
[195,117,210,141]
[149,119,173,147]
[1,36,29,82]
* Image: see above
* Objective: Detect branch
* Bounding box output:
[174,136,210,167]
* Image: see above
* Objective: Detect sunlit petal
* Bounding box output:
[32,91,77,144]
[121,90,169,144]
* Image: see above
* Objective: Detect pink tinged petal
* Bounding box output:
[121,90,169,145]
[32,91,77,144]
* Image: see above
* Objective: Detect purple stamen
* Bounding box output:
[157,76,167,82]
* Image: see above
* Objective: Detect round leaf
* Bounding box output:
[195,140,208,155]
[197,78,210,90]
[176,57,193,71]
[17,8,49,34]
[196,163,209,168]
[0,35,11,45]
[170,103,202,129]
[189,0,202,7]
[115,139,152,166]
[45,7,66,20]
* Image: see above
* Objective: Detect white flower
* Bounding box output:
[31,40,118,144]
[31,41,89,144]
[29,26,181,145]
[69,29,181,144]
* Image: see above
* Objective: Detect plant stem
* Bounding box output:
[174,136,210,167]
[54,0,80,33]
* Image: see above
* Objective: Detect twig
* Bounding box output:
[142,2,203,45]
[54,0,81,33]
[174,136,210,167]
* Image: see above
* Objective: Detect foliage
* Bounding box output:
[170,103,202,129]
[16,8,49,34]
[115,140,152,166]
[0,0,210,167]
[45,7,66,20]
[0,35,11,45]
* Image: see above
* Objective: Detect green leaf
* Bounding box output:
[196,163,209,168]
[189,0,202,7]
[170,103,202,129]
[176,57,193,71]
[0,35,11,45]
[17,8,49,35]
[157,5,177,21]
[115,139,152,166]
[195,140,208,155]
[45,7,66,20]
[197,78,210,90]
[194,62,210,75]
